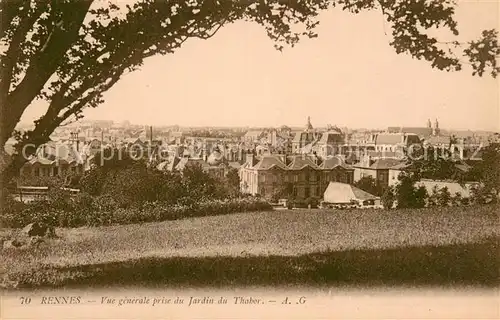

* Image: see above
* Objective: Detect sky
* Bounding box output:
[20,0,500,131]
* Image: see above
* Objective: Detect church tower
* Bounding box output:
[432,118,440,136]
[427,118,432,128]
[305,116,313,132]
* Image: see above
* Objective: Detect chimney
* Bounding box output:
[246,153,256,166]
[75,132,80,152]
[150,126,153,145]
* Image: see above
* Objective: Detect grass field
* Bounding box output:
[1,205,499,289]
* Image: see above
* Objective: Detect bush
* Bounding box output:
[381,187,395,209]
[395,173,428,209]
[305,197,320,208]
[0,196,273,228]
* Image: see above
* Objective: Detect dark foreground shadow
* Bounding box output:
[13,238,499,289]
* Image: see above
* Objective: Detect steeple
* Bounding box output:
[305,116,313,132]
[427,118,432,128]
[432,118,440,136]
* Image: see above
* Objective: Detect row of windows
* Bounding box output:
[260,185,322,198]
[22,166,82,177]
[259,172,351,183]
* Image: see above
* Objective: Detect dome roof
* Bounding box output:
[207,151,223,166]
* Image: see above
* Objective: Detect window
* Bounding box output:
[34,168,40,176]
[294,174,299,182]
[53,167,59,176]
[305,187,310,198]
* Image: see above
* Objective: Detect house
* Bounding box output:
[156,151,228,179]
[323,182,381,207]
[18,142,86,179]
[239,154,354,200]
[353,155,406,189]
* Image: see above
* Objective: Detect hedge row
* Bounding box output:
[0,197,273,228]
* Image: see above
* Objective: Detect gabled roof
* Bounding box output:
[320,156,345,169]
[318,131,343,144]
[370,158,405,170]
[244,130,263,138]
[287,155,320,170]
[375,133,404,145]
[424,136,452,145]
[26,143,83,165]
[175,158,209,171]
[252,156,287,170]
[388,127,432,137]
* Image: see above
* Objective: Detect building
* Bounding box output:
[315,130,345,158]
[353,155,406,189]
[156,150,229,179]
[387,118,439,138]
[291,117,320,153]
[239,154,354,200]
[18,142,86,179]
[243,130,264,143]
[371,132,421,153]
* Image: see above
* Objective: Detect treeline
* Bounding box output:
[1,155,272,228]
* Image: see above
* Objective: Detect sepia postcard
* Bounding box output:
[0,0,499,319]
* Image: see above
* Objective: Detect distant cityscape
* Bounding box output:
[5,116,500,205]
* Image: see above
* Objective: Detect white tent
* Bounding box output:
[323,182,380,207]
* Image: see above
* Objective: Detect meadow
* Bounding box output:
[1,204,498,289]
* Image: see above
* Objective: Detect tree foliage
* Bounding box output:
[473,143,500,193]
[224,167,241,198]
[1,0,499,186]
[354,176,383,196]
[381,186,395,209]
[394,172,427,209]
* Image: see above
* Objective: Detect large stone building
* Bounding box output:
[314,130,345,158]
[387,118,440,138]
[239,154,354,200]
[291,117,320,153]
